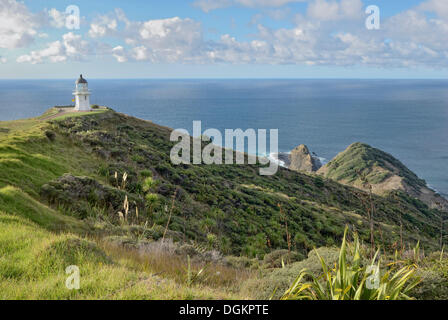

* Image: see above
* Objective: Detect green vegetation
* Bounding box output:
[244,233,448,300]
[45,111,442,255]
[0,108,446,299]
[281,228,420,300]
[320,142,427,191]
[242,247,340,299]
[0,212,239,299]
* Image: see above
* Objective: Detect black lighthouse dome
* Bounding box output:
[76,74,88,84]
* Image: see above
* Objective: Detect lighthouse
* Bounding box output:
[73,74,91,111]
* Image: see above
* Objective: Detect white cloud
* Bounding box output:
[193,0,306,12]
[47,8,66,28]
[131,46,149,61]
[208,22,320,64]
[17,32,92,64]
[194,0,230,12]
[88,14,118,38]
[92,0,448,69]
[79,1,448,69]
[108,16,204,63]
[0,0,38,49]
[222,36,274,63]
[139,17,201,46]
[307,0,363,21]
[112,45,127,62]
[63,32,91,57]
[87,8,132,39]
[17,41,65,64]
[419,0,448,19]
[0,56,6,63]
[237,0,306,7]
[200,0,448,68]
[7,0,448,69]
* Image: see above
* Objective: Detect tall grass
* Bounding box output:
[0,211,237,300]
[99,240,253,292]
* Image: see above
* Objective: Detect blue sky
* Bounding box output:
[0,0,447,78]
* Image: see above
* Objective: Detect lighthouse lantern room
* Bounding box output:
[73,74,91,111]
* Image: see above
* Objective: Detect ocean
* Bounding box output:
[0,79,447,197]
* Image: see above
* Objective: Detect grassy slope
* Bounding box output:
[318,142,448,212]
[0,109,443,299]
[318,142,426,190]
[0,211,234,299]
[0,110,240,299]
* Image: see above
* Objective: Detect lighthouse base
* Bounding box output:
[74,94,91,112]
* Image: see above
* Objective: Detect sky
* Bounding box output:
[0,0,447,79]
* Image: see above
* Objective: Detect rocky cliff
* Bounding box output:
[288,144,322,173]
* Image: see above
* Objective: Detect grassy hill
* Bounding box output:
[318,142,448,210]
[0,108,445,299]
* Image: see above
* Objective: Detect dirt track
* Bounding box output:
[40,108,77,121]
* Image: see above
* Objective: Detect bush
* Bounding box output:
[411,269,448,300]
[224,256,260,269]
[411,252,448,300]
[175,244,200,257]
[263,249,305,268]
[140,169,153,178]
[44,130,56,141]
[243,247,340,299]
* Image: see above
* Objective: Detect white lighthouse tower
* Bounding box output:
[73,74,91,111]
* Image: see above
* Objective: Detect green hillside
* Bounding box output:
[0,108,445,299]
[318,142,425,189]
[318,142,448,209]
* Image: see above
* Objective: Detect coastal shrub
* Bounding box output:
[41,174,144,220]
[224,256,260,269]
[411,269,448,300]
[131,154,145,164]
[409,252,448,300]
[44,130,56,141]
[263,249,305,268]
[314,176,324,188]
[140,169,152,178]
[175,243,200,257]
[243,247,340,299]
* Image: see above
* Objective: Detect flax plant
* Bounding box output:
[281,227,421,300]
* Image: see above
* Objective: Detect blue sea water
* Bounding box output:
[0,79,447,197]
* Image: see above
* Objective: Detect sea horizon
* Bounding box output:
[1,77,447,80]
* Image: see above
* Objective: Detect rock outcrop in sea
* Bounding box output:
[270,144,323,173]
[288,144,322,173]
